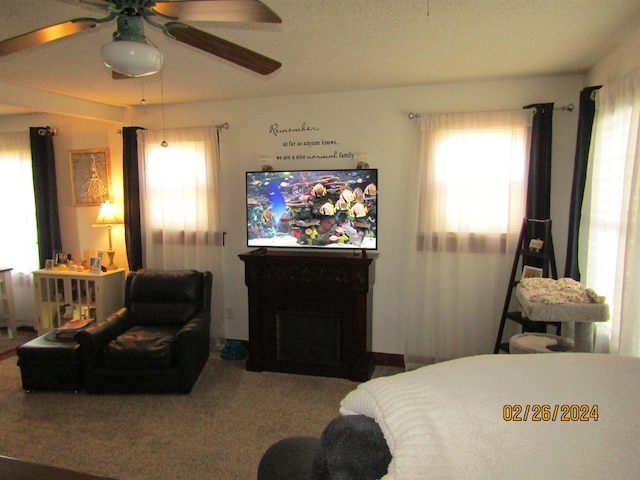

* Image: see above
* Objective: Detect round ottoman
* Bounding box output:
[509,333,573,354]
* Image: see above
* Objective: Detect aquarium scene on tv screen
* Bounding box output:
[246,169,378,250]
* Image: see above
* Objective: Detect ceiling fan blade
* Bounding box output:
[0,20,95,57]
[155,0,282,23]
[167,24,281,75]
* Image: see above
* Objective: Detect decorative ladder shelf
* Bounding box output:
[493,218,561,354]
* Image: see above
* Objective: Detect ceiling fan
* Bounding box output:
[0,0,282,77]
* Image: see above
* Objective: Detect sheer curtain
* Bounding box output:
[581,67,640,356]
[0,131,39,324]
[403,111,531,369]
[137,126,225,345]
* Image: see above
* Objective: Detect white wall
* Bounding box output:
[0,73,592,353]
[588,23,640,85]
[3,18,640,354]
[128,75,583,354]
[0,74,587,354]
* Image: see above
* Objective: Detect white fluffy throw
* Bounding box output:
[340,353,640,479]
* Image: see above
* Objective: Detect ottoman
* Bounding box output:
[17,333,82,391]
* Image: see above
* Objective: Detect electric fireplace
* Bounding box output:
[239,250,377,381]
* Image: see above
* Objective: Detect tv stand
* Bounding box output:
[239,250,377,381]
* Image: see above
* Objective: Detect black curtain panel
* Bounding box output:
[523,103,554,222]
[564,86,602,280]
[29,127,62,268]
[122,126,145,271]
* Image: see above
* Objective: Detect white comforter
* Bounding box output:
[340,353,640,480]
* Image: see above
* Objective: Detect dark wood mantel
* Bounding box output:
[239,249,377,381]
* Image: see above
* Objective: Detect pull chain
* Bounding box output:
[160,70,168,147]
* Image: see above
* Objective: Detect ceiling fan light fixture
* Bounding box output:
[101,40,163,77]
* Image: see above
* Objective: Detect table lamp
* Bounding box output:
[93,201,123,270]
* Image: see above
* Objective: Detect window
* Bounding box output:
[144,140,210,232]
[137,125,225,345]
[402,110,533,366]
[582,68,640,355]
[0,131,39,325]
[0,132,39,273]
[584,104,628,305]
[418,111,531,252]
[137,126,222,269]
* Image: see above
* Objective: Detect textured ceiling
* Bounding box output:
[1,0,640,117]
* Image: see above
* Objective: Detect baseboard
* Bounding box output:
[372,352,405,368]
[17,326,37,332]
[223,339,405,369]
[0,350,17,361]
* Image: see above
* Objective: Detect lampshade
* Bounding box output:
[101,40,163,77]
[93,201,123,227]
[93,201,123,271]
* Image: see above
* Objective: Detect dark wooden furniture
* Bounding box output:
[17,333,82,391]
[239,250,377,381]
[0,455,116,480]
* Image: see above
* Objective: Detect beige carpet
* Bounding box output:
[0,328,37,356]
[0,353,400,479]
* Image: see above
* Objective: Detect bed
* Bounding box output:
[258,353,640,479]
[339,353,639,479]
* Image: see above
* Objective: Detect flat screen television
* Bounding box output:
[246,168,378,250]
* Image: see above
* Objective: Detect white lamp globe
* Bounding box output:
[101,40,163,77]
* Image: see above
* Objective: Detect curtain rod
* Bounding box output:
[116,123,229,135]
[407,103,574,119]
[37,126,57,136]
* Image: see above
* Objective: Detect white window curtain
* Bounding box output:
[581,67,640,356]
[137,126,225,345]
[0,131,39,325]
[402,111,531,369]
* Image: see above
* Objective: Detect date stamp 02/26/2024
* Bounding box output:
[503,404,599,422]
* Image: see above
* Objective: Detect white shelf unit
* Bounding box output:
[33,268,125,334]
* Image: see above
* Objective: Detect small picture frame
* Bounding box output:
[53,250,68,266]
[89,256,102,273]
[529,238,544,251]
[44,259,54,270]
[522,265,544,279]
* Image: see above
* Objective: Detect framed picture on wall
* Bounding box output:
[69,148,111,206]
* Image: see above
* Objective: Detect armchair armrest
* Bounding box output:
[75,308,131,368]
[175,310,211,388]
[176,311,210,340]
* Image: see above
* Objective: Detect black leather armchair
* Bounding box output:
[75,269,212,394]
